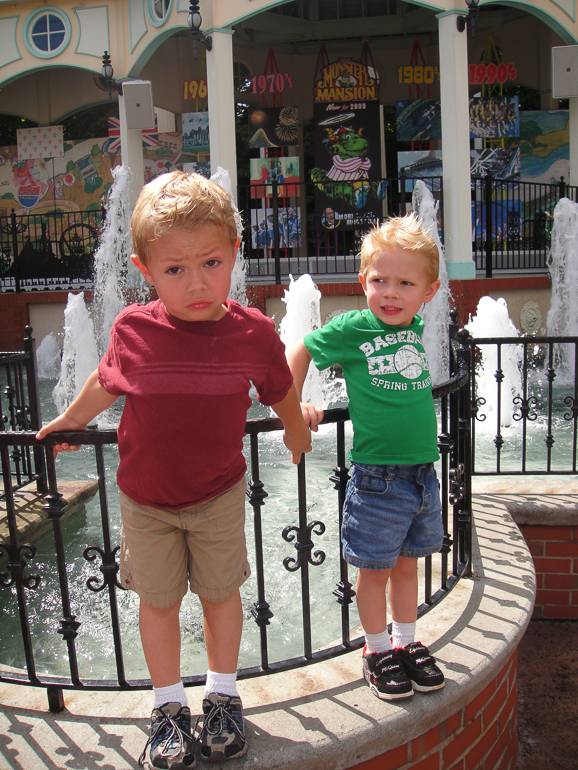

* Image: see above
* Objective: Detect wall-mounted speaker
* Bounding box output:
[122,80,155,129]
[552,46,578,99]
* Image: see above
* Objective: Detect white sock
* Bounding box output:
[205,670,239,699]
[391,621,416,649]
[154,681,187,709]
[364,629,392,655]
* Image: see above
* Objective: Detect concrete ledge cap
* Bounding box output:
[0,499,535,770]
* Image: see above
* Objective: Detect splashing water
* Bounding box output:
[279,274,346,408]
[92,165,139,356]
[210,166,247,306]
[412,181,452,385]
[36,333,62,380]
[466,296,522,427]
[546,196,578,374]
[52,293,100,415]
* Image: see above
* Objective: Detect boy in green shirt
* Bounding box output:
[288,213,446,701]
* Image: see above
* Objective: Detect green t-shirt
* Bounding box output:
[304,310,439,465]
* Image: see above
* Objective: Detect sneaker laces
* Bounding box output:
[138,706,189,767]
[195,700,245,742]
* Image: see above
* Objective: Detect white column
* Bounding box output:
[570,98,578,187]
[437,11,475,279]
[119,93,145,212]
[206,27,238,197]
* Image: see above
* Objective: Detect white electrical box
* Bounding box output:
[552,46,578,99]
[122,80,155,129]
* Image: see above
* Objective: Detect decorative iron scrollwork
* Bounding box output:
[43,492,67,519]
[282,521,326,572]
[329,465,349,491]
[564,396,578,422]
[246,478,268,507]
[83,545,123,591]
[251,600,274,628]
[333,579,355,606]
[0,542,40,589]
[474,396,487,422]
[58,615,81,641]
[513,395,538,422]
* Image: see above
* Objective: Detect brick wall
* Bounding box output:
[518,524,578,619]
[349,653,518,770]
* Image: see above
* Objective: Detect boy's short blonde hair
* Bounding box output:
[131,171,239,264]
[360,213,439,284]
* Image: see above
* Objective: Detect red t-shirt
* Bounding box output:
[98,299,293,510]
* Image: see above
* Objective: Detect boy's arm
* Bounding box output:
[36,369,119,453]
[270,384,312,465]
[286,340,324,431]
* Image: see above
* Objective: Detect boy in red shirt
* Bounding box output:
[37,171,311,769]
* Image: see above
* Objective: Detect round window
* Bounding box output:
[25,8,70,58]
[147,0,172,26]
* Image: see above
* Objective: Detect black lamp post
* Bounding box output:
[101,51,123,100]
[456,0,479,37]
[188,0,212,59]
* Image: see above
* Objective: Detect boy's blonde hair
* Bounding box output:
[131,171,239,263]
[360,213,439,284]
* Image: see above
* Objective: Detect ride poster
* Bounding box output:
[312,58,385,231]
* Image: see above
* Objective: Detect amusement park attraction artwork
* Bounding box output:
[312,57,386,230]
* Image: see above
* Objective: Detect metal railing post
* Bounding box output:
[23,326,46,493]
[272,179,281,285]
[485,172,493,278]
[10,210,21,293]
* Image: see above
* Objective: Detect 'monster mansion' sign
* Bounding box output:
[314,59,378,103]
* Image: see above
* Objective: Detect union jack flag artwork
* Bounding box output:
[108,118,159,153]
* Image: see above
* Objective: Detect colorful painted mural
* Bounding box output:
[0,132,188,216]
[518,110,569,184]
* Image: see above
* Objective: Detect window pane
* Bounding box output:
[48,15,65,32]
[33,15,48,34]
[32,32,49,51]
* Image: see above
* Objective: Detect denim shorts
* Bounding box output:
[342,462,443,570]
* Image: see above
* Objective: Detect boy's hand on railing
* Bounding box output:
[283,422,312,465]
[301,402,324,432]
[36,415,87,456]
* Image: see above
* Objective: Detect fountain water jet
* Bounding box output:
[466,295,522,427]
[547,196,578,374]
[52,293,100,415]
[412,181,452,385]
[279,274,346,409]
[210,166,247,306]
[36,333,62,380]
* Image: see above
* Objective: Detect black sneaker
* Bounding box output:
[138,702,196,769]
[362,646,413,700]
[398,642,445,692]
[194,692,248,761]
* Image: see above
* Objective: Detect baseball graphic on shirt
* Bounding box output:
[395,345,424,379]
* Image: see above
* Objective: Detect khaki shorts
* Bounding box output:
[119,479,250,608]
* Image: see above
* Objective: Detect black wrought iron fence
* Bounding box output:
[0,318,472,712]
[237,176,443,282]
[0,208,104,292]
[468,335,578,475]
[471,175,578,276]
[0,328,45,495]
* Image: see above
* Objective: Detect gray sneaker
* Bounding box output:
[194,692,248,761]
[139,702,196,769]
